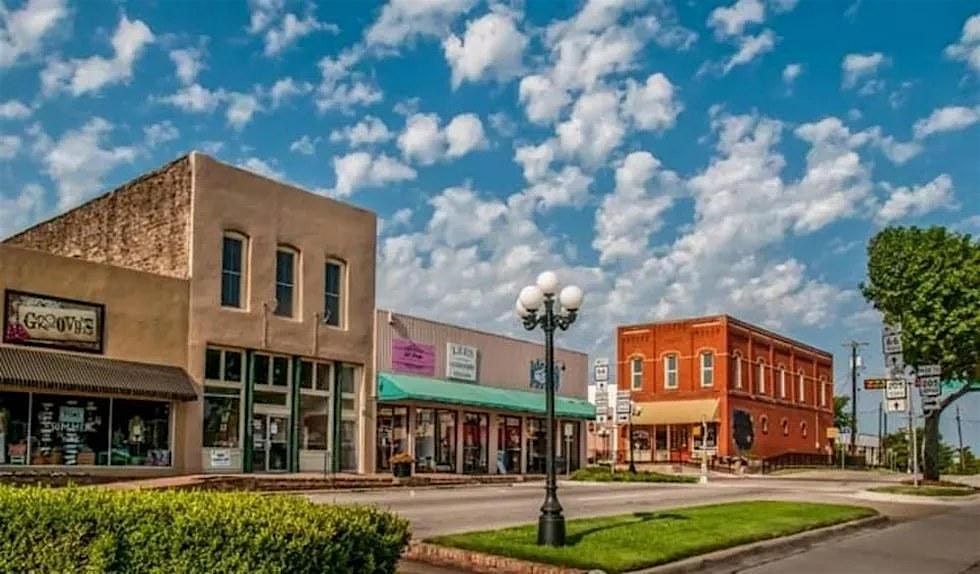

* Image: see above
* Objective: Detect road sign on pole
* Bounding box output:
[886,380,907,400]
[864,378,888,390]
[595,391,609,423]
[918,376,941,396]
[593,358,609,384]
[886,397,907,413]
[615,390,631,424]
[922,397,940,413]
[917,364,941,377]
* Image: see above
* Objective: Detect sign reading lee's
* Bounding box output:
[446,342,478,382]
[3,290,104,353]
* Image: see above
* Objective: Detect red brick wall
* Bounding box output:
[4,156,192,279]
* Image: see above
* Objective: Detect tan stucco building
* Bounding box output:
[3,152,377,474]
[372,310,593,475]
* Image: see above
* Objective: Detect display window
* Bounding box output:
[0,392,29,465]
[462,412,488,474]
[111,400,171,466]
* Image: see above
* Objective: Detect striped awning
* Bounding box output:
[0,345,197,401]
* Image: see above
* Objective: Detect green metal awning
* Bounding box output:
[377,372,595,420]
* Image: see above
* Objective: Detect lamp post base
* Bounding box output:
[537,513,566,547]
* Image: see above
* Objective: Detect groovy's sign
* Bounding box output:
[4,290,104,353]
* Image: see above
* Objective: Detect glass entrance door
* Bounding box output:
[252,413,289,473]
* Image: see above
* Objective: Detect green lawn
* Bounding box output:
[428,501,875,573]
[869,485,977,497]
[569,466,698,483]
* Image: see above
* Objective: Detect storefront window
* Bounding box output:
[376,406,409,471]
[203,392,240,448]
[436,410,457,472]
[31,394,109,466]
[111,400,171,466]
[338,364,358,471]
[526,417,546,474]
[496,416,521,474]
[414,408,435,473]
[462,412,488,474]
[299,393,329,450]
[0,392,29,465]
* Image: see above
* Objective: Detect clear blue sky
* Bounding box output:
[1,0,978,449]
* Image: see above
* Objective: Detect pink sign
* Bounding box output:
[391,338,435,376]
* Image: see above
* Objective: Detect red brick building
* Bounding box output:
[616,315,834,462]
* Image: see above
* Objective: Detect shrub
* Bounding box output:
[0,485,410,573]
[569,466,698,483]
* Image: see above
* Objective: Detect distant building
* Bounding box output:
[615,315,834,462]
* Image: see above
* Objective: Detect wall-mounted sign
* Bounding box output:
[3,290,104,353]
[391,338,436,376]
[593,358,609,384]
[529,359,563,391]
[446,343,478,382]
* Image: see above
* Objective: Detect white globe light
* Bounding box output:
[559,285,584,311]
[515,299,531,318]
[519,285,544,311]
[536,271,560,295]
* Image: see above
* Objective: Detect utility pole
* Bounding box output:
[908,376,919,487]
[878,401,883,467]
[843,341,868,455]
[956,406,965,474]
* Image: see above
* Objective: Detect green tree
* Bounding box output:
[834,396,854,431]
[861,226,980,481]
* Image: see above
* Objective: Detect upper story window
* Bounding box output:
[630,357,643,390]
[733,353,743,389]
[700,352,714,387]
[664,353,678,389]
[205,347,243,384]
[779,367,787,398]
[324,259,345,328]
[820,376,828,407]
[221,233,247,308]
[253,352,290,388]
[275,246,298,317]
[798,370,807,404]
[757,360,767,394]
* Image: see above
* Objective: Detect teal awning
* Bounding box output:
[377,372,595,420]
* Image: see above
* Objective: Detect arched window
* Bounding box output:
[275,245,299,317]
[700,351,714,387]
[801,421,808,439]
[732,352,743,389]
[221,231,248,308]
[779,367,787,398]
[757,360,767,394]
[630,357,643,390]
[781,418,790,436]
[819,376,828,407]
[798,370,806,404]
[761,416,769,434]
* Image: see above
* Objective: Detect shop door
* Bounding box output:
[252,414,289,473]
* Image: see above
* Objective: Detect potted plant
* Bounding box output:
[390,452,414,478]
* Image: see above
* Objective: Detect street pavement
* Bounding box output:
[306,473,978,573]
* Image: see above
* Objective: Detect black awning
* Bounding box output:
[0,345,197,401]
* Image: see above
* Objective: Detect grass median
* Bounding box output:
[428,501,875,573]
[569,466,698,483]
[869,485,977,497]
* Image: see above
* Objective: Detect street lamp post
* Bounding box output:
[516,271,584,548]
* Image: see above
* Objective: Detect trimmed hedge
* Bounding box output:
[0,486,410,573]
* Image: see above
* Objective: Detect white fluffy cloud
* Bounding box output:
[143,121,179,147]
[945,13,980,73]
[269,77,313,107]
[0,100,31,120]
[37,118,137,210]
[876,174,956,224]
[723,29,775,73]
[0,134,20,159]
[239,156,285,180]
[708,0,765,39]
[247,0,337,56]
[621,73,682,131]
[330,151,417,197]
[782,63,802,84]
[0,184,48,238]
[42,15,154,96]
[289,135,317,155]
[169,47,203,85]
[329,116,392,146]
[162,84,225,113]
[841,52,887,92]
[397,112,487,164]
[443,9,526,88]
[365,0,477,48]
[912,106,980,139]
[593,151,681,264]
[315,48,383,113]
[556,89,625,166]
[225,92,260,130]
[0,0,67,67]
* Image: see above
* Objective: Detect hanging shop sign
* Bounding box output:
[3,290,104,353]
[391,338,436,376]
[446,342,478,382]
[529,359,563,391]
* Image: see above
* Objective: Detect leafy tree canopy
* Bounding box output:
[861,226,980,379]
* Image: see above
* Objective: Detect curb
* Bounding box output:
[405,542,585,574]
[627,515,888,574]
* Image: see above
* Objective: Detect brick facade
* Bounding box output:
[617,315,834,460]
[4,156,192,279]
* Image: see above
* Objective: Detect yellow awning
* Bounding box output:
[632,399,720,425]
